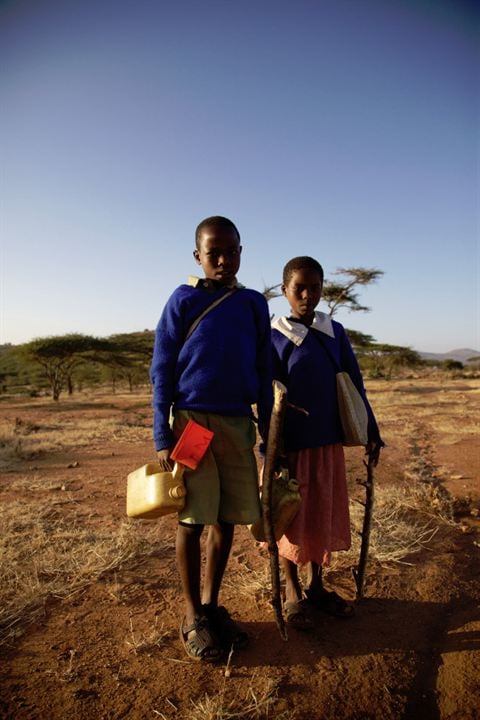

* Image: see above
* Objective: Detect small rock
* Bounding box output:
[67,461,80,468]
[470,508,479,517]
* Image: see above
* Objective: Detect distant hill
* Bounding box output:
[419,348,480,363]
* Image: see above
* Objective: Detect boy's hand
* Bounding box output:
[157,449,173,471]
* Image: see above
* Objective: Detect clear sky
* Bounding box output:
[1,0,478,353]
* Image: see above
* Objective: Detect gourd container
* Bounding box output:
[250,470,302,542]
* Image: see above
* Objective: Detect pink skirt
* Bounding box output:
[277,444,351,567]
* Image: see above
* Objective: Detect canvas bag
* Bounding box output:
[312,332,368,447]
[335,371,369,446]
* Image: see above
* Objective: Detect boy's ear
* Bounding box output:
[281,284,287,296]
[193,249,201,264]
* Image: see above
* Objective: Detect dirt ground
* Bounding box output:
[0,377,479,719]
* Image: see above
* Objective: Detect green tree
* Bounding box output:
[358,343,423,379]
[19,334,113,400]
[100,331,154,392]
[344,329,376,351]
[442,359,464,371]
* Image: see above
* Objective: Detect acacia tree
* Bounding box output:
[19,334,114,400]
[357,343,422,379]
[322,267,384,317]
[99,331,154,392]
[264,267,384,319]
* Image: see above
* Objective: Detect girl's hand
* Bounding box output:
[157,448,173,471]
[365,441,382,467]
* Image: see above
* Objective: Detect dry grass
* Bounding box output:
[364,378,480,444]
[223,564,271,601]
[328,477,454,574]
[0,500,160,646]
[125,615,171,654]
[185,667,293,720]
[0,413,151,466]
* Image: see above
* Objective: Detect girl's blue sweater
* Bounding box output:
[150,282,273,451]
[272,315,381,451]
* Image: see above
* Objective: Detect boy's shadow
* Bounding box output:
[234,596,479,717]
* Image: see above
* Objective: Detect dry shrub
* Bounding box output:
[0,501,160,645]
[331,480,452,572]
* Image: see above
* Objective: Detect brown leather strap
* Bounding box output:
[185,289,237,341]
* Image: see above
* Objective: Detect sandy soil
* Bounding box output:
[0,377,479,719]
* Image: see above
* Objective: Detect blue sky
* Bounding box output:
[1,0,478,352]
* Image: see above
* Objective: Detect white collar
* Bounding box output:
[272,311,335,346]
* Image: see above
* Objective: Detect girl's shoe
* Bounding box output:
[304,588,355,618]
[284,599,314,630]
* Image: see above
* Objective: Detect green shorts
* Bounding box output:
[172,410,261,525]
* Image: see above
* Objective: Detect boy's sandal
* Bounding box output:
[203,604,249,650]
[284,600,314,631]
[179,615,224,662]
[304,589,355,619]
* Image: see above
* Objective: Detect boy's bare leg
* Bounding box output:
[281,556,303,604]
[176,522,204,626]
[202,521,234,607]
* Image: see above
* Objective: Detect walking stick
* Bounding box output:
[352,452,375,599]
[262,380,288,641]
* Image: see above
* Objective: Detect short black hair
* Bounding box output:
[195,216,241,248]
[282,256,324,285]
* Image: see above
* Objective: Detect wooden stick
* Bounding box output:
[352,453,375,599]
[262,380,288,640]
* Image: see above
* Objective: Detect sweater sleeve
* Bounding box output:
[150,292,187,451]
[338,326,383,446]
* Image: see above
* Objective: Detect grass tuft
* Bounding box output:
[187,668,292,720]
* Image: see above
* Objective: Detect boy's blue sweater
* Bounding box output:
[272,313,382,451]
[150,280,273,451]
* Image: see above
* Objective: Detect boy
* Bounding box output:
[150,216,272,662]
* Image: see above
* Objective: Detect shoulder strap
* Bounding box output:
[309,329,341,372]
[185,289,237,341]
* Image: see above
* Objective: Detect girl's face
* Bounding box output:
[283,268,323,325]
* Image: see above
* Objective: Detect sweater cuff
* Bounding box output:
[154,429,174,452]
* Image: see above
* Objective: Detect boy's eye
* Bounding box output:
[207,248,239,258]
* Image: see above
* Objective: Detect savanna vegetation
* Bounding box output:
[1,267,475,402]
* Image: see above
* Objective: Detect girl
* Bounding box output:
[272,256,383,628]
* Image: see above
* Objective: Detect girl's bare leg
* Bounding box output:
[306,561,324,595]
[202,521,234,608]
[281,556,303,604]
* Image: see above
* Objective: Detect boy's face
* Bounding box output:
[194,225,242,286]
[283,268,323,325]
